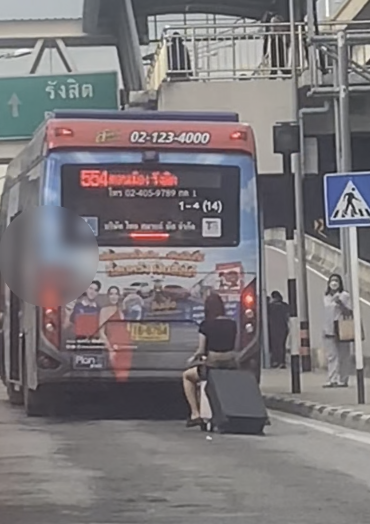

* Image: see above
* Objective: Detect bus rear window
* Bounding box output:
[61,163,240,247]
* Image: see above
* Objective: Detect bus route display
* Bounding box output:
[61,164,240,247]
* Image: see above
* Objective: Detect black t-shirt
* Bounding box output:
[199,317,237,354]
[268,301,289,330]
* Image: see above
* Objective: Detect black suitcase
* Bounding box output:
[205,369,268,435]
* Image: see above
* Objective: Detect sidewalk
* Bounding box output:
[261,369,370,433]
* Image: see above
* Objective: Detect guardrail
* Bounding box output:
[146,20,370,90]
[146,22,305,89]
[264,228,370,298]
[147,14,252,43]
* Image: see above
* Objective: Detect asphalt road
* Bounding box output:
[1,386,370,524]
[266,245,370,356]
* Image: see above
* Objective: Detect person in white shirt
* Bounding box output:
[322,273,352,388]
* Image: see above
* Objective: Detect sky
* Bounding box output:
[0,0,84,19]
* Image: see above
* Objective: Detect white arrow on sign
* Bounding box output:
[8,93,21,118]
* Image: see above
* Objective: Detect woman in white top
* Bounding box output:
[323,273,352,388]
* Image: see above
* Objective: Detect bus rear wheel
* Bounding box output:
[7,382,24,406]
[23,360,45,417]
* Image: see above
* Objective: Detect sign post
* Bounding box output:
[0,71,119,140]
[324,172,367,404]
[273,121,301,394]
[288,0,312,373]
[327,30,364,405]
[349,227,364,403]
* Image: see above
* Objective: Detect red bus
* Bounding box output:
[0,110,261,416]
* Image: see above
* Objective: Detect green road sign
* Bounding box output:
[0,71,119,140]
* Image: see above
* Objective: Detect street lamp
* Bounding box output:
[0,49,32,60]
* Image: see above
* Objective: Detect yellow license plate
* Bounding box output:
[129,323,170,342]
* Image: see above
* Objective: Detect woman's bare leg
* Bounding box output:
[182,368,200,419]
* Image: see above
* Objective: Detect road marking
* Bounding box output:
[271,412,370,446]
[266,245,370,308]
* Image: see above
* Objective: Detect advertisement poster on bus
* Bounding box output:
[63,246,256,341]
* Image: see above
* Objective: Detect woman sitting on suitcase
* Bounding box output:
[183,292,237,427]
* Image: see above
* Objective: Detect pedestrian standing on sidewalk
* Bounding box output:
[323,273,352,388]
[268,291,290,368]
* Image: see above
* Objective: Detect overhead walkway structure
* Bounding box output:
[331,0,370,65]
[332,0,370,20]
[82,0,309,93]
[82,0,370,173]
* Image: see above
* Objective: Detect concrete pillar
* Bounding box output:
[115,0,145,92]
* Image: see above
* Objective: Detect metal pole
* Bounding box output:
[289,0,312,372]
[260,206,270,369]
[349,226,365,403]
[283,154,301,393]
[333,61,342,170]
[333,58,351,288]
[306,0,315,45]
[337,30,365,403]
[306,0,317,88]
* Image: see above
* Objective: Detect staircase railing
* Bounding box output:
[146,22,306,90]
[146,20,370,91]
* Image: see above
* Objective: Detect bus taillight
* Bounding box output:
[242,292,254,309]
[54,127,74,137]
[42,307,60,348]
[241,280,257,339]
[230,130,247,141]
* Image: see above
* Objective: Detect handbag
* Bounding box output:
[335,318,354,342]
[334,314,365,342]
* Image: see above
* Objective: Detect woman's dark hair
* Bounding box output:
[204,292,225,321]
[91,280,102,292]
[107,285,120,295]
[325,273,344,295]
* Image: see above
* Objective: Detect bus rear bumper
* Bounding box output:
[37,368,185,385]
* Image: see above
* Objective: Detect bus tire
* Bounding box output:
[23,359,44,417]
[24,383,45,417]
[6,382,24,406]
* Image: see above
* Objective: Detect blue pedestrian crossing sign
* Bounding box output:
[324,172,370,228]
